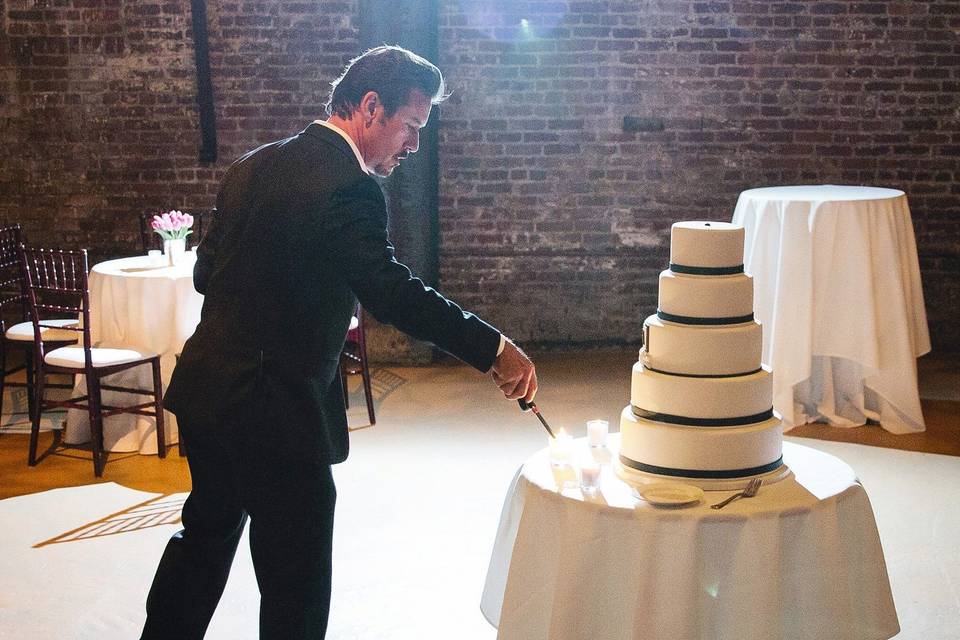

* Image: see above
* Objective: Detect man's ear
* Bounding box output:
[359,91,380,122]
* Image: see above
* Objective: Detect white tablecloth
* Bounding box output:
[732,185,931,433]
[64,253,203,453]
[481,437,899,640]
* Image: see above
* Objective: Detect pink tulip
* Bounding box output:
[150,209,195,241]
[170,210,192,230]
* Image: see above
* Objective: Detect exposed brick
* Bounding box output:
[1,0,957,353]
[435,0,960,351]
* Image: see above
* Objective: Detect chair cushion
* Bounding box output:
[45,344,157,369]
[5,319,80,343]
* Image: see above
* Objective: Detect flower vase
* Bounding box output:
[164,238,186,266]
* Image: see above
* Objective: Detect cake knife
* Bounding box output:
[517,399,556,438]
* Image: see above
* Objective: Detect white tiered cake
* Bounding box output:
[616,221,789,491]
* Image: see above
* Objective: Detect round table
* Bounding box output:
[481,436,899,640]
[732,185,930,433]
[64,253,203,453]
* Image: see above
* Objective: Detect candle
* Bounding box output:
[548,427,573,466]
[579,459,602,493]
[586,419,609,448]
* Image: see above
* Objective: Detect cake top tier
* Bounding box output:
[670,221,745,270]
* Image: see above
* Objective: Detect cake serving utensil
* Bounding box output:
[518,399,556,438]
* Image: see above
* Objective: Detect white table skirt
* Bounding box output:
[732,185,931,434]
[64,253,203,453]
[481,437,899,640]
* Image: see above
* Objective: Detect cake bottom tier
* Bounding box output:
[617,406,787,491]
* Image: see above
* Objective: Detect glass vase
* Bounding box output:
[163,238,186,266]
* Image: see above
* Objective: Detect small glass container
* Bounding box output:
[548,429,573,467]
[586,419,609,448]
[579,459,602,493]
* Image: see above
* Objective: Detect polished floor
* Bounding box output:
[0,349,957,639]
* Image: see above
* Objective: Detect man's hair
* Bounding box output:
[325,45,448,119]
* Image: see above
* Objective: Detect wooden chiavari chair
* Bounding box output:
[339,305,375,426]
[21,247,166,476]
[0,226,77,425]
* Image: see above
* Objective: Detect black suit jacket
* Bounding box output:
[164,123,502,464]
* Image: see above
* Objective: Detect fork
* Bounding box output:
[710,477,762,510]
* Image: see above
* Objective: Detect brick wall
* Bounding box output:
[1,1,958,354]
[436,0,960,353]
[0,0,358,251]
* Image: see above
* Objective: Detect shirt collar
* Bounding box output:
[312,119,369,174]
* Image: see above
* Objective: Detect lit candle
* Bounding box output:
[548,427,573,466]
[586,419,609,448]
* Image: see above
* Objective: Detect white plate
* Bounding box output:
[634,483,704,506]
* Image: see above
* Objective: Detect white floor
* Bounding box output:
[1,358,958,639]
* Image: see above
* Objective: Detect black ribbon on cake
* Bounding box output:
[619,454,784,479]
[642,364,763,379]
[657,309,754,325]
[631,405,774,427]
[669,262,744,275]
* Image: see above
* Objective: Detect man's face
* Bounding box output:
[365,89,432,177]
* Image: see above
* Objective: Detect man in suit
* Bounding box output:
[139,46,537,639]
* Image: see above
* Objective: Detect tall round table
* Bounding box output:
[481,436,899,640]
[732,185,930,433]
[63,253,203,453]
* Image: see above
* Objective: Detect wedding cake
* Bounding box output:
[616,221,788,490]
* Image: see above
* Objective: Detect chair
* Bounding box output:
[0,226,77,425]
[339,306,375,426]
[138,209,213,252]
[21,247,166,476]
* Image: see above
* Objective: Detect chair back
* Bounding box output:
[0,225,27,333]
[139,209,214,252]
[346,304,366,343]
[19,247,91,366]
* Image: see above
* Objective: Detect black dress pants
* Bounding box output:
[140,411,337,640]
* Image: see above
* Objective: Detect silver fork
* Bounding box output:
[710,477,762,510]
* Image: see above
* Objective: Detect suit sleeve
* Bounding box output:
[193,197,223,294]
[323,178,502,373]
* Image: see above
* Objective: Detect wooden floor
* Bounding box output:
[787,398,960,456]
[1,349,957,501]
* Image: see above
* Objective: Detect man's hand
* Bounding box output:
[490,337,537,402]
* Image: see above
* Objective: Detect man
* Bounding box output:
[139,46,537,639]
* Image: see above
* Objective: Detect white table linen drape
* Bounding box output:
[481,437,899,640]
[64,253,203,453]
[732,185,930,433]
